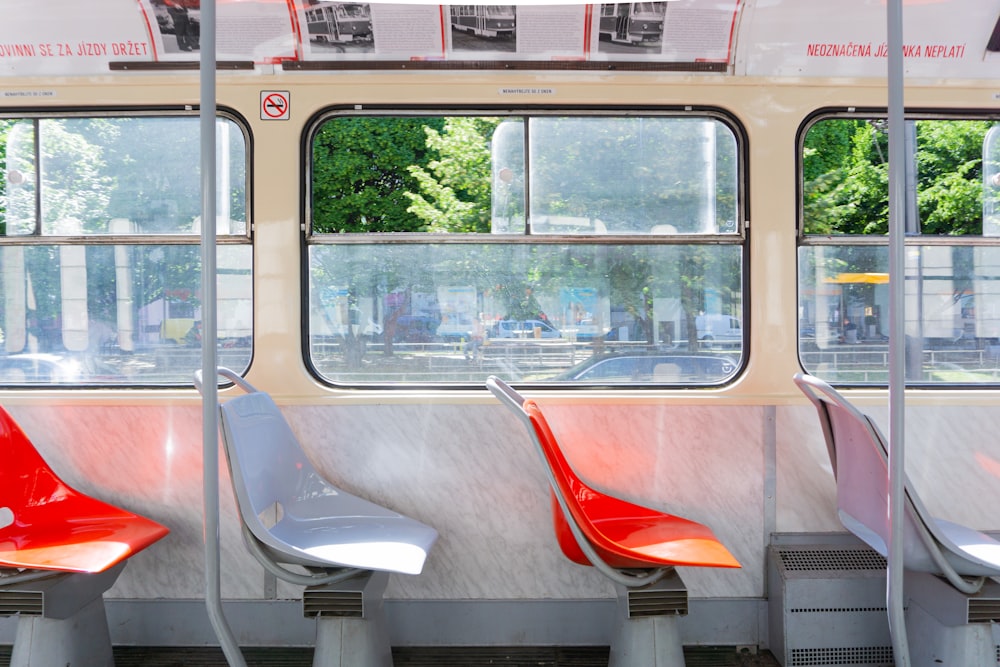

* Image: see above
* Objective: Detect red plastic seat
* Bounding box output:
[487,376,740,582]
[0,406,169,574]
[523,399,740,571]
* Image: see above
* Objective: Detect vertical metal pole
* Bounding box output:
[200,1,247,665]
[885,0,911,664]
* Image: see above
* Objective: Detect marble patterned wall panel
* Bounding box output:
[2,400,768,603]
[288,402,765,600]
[288,403,613,601]
[893,404,1000,530]
[775,404,841,533]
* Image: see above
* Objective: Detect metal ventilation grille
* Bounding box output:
[789,646,893,666]
[0,590,43,616]
[778,548,886,572]
[302,589,364,618]
[789,606,886,614]
[627,587,688,617]
[968,597,1000,623]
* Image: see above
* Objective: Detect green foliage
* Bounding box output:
[41,120,113,232]
[311,116,444,233]
[0,119,12,235]
[405,117,500,233]
[916,120,990,235]
[803,118,991,235]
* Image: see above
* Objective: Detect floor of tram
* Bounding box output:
[0,645,780,666]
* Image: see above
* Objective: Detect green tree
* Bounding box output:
[802,118,864,234]
[916,120,990,235]
[0,119,13,235]
[803,118,989,236]
[311,116,444,233]
[405,117,500,233]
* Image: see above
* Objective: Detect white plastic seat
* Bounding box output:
[196,368,438,666]
[794,373,1000,663]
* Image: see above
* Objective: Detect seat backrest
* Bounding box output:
[198,369,438,580]
[487,375,740,585]
[793,373,956,574]
[486,376,601,560]
[0,405,75,529]
[0,404,170,573]
[209,372,331,532]
[486,376,654,569]
[520,399,593,559]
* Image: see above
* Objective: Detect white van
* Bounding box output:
[695,314,742,342]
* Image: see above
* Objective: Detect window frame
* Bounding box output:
[0,106,253,387]
[796,107,1000,387]
[303,105,750,390]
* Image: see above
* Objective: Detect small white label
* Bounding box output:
[498,87,556,96]
[1,90,56,99]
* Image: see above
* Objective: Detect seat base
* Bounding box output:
[905,571,1000,665]
[905,598,997,666]
[310,571,392,667]
[609,570,687,667]
[11,596,114,667]
[0,564,124,667]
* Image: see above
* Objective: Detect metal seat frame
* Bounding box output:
[197,368,438,667]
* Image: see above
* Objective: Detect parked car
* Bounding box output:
[0,353,83,384]
[551,352,738,383]
[491,319,561,339]
[696,314,742,342]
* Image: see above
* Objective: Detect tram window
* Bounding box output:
[0,114,251,386]
[799,114,1000,385]
[307,112,744,386]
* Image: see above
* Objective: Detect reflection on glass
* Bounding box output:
[799,244,1000,384]
[529,117,738,235]
[0,245,252,385]
[308,242,742,385]
[2,116,246,237]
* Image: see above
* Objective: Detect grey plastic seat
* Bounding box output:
[794,372,1000,663]
[196,368,438,666]
[793,372,1000,591]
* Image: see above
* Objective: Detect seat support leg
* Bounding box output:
[905,598,996,665]
[904,570,998,666]
[609,569,687,667]
[1,564,124,667]
[309,570,392,667]
[10,596,114,667]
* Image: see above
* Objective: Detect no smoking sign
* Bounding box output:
[260,91,290,121]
